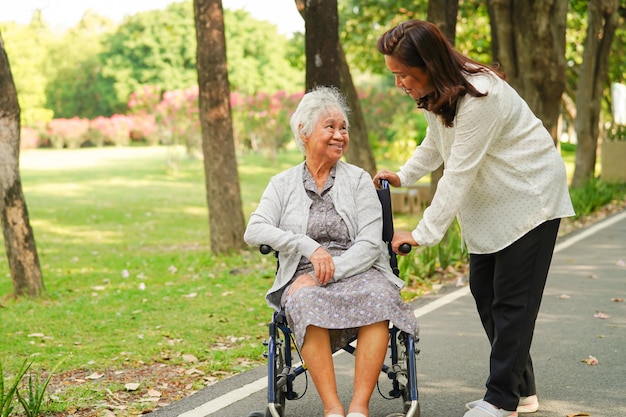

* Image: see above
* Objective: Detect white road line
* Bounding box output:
[553,210,626,253]
[188,211,626,416]
[178,378,267,417]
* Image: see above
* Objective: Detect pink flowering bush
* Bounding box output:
[28,86,421,158]
[20,127,40,149]
[231,90,304,156]
[89,115,135,147]
[155,87,201,154]
[47,117,90,149]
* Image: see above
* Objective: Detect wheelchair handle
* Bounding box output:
[379,178,390,189]
[399,243,412,254]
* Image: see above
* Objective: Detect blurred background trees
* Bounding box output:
[0,0,624,181]
[1,0,624,293]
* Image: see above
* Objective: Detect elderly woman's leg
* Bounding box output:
[300,325,345,417]
[348,321,389,416]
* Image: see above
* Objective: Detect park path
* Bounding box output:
[148,210,626,417]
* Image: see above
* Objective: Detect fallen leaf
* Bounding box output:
[185,368,205,376]
[581,355,598,365]
[182,353,198,363]
[616,259,625,267]
[147,389,161,397]
[121,269,130,278]
[611,297,624,302]
[567,413,590,417]
[183,292,197,298]
[593,312,610,319]
[559,294,571,299]
[125,382,140,391]
[27,333,45,338]
[85,372,104,380]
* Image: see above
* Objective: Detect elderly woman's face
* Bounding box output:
[303,109,349,162]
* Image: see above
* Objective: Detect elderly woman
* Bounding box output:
[244,86,418,417]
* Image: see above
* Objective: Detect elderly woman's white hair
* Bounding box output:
[290,86,351,154]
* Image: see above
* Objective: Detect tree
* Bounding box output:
[427,0,459,200]
[572,0,620,187]
[297,0,377,176]
[97,1,199,115]
[93,1,302,117]
[0,32,44,297]
[45,11,116,119]
[0,14,55,126]
[193,0,246,254]
[486,0,567,143]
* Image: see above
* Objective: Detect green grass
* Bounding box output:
[0,147,302,412]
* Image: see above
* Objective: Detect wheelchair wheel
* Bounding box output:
[265,333,287,417]
[400,334,420,417]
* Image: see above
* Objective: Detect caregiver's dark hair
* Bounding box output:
[377,20,505,127]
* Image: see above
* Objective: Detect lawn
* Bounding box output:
[0,146,303,414]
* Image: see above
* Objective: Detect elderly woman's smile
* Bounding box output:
[304,110,350,162]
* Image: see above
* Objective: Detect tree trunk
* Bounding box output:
[302,0,341,89]
[427,0,459,200]
[487,0,567,143]
[0,33,44,297]
[297,0,377,176]
[193,0,246,253]
[338,45,377,177]
[572,0,619,187]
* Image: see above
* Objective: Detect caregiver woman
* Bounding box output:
[373,19,574,417]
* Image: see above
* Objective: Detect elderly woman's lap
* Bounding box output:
[283,269,418,352]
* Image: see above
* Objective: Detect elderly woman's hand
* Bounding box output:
[309,247,335,285]
[287,273,318,296]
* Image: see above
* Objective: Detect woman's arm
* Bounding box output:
[397,126,444,186]
[244,177,320,259]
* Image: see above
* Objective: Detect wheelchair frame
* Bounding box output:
[247,180,421,417]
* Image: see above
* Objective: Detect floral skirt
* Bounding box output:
[281,268,419,352]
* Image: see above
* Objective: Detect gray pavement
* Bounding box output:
[149,210,626,417]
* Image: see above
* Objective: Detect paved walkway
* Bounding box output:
[149,210,626,417]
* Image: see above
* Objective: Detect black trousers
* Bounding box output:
[469,218,561,411]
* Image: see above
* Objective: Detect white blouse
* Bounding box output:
[398,71,575,254]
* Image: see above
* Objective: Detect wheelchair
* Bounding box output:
[247,180,421,417]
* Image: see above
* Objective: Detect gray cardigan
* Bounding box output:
[244,160,405,310]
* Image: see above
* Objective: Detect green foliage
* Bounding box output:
[456,0,492,63]
[16,357,66,417]
[2,1,303,122]
[0,359,30,417]
[398,221,467,287]
[45,11,117,119]
[96,1,198,115]
[0,17,55,126]
[569,178,626,219]
[340,0,428,74]
[225,9,303,95]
